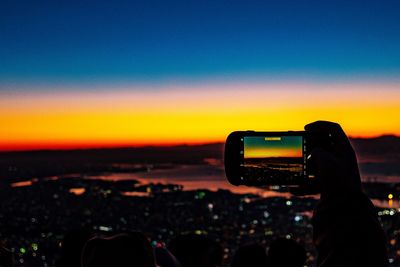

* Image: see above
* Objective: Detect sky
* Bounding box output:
[1,0,400,150]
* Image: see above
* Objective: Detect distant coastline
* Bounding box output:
[1,136,400,182]
[0,135,399,153]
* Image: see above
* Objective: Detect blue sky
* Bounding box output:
[1,0,400,86]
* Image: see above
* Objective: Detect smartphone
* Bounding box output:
[224,131,317,186]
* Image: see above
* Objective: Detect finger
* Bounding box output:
[309,147,338,179]
[289,147,337,197]
[309,147,361,197]
[305,121,349,146]
[305,121,353,156]
[308,147,343,197]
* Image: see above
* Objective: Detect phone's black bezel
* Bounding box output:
[224,131,309,186]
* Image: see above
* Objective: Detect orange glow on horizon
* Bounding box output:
[1,81,399,151]
[245,148,302,158]
[0,139,222,152]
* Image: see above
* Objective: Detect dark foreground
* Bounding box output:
[0,176,399,267]
[1,137,400,266]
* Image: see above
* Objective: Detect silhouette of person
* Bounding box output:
[56,228,92,267]
[81,232,156,267]
[154,246,182,267]
[267,238,306,267]
[168,234,223,267]
[305,121,388,267]
[230,243,267,267]
[0,242,14,267]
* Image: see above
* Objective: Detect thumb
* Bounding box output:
[308,147,341,197]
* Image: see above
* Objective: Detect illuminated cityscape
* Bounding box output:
[1,139,400,266]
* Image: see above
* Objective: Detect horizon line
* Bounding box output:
[0,134,398,153]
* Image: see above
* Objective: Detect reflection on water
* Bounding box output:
[69,188,86,195]
[9,164,400,208]
[373,199,400,209]
[10,180,33,187]
[85,164,400,208]
[362,175,400,183]
[88,165,291,198]
[121,191,151,197]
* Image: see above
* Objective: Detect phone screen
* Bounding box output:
[241,135,306,183]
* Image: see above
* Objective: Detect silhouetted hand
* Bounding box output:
[305,121,388,267]
[305,121,361,199]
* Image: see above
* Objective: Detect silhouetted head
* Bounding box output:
[154,246,181,267]
[57,228,92,267]
[0,241,14,267]
[168,234,223,267]
[230,243,267,267]
[81,232,156,267]
[267,238,306,267]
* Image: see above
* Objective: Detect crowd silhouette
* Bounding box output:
[0,122,389,266]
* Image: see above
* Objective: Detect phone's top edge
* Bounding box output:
[227,130,306,136]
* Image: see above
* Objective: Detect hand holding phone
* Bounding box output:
[305,121,361,198]
[224,123,335,187]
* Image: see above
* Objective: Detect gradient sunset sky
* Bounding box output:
[1,0,400,150]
